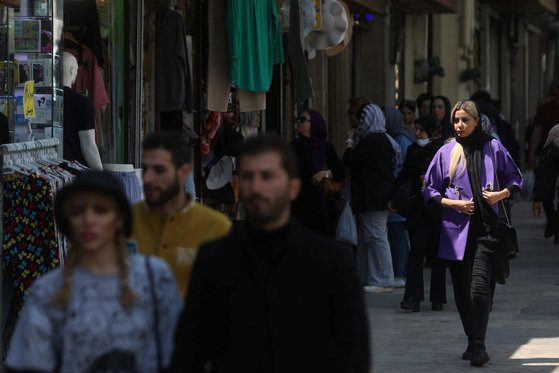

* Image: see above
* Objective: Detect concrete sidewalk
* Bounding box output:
[366,202,559,372]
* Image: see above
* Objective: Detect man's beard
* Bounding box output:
[242,190,291,226]
[145,177,182,208]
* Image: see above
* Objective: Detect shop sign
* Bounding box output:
[314,0,322,30]
[23,80,35,119]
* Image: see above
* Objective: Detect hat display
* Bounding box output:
[206,156,234,191]
[306,0,349,51]
[324,1,353,57]
[55,171,132,238]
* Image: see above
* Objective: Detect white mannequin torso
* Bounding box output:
[63,52,103,170]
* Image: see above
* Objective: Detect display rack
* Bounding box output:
[0,0,64,147]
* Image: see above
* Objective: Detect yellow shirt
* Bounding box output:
[130,200,232,296]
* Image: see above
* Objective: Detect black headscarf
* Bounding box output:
[432,95,453,140]
[455,123,497,237]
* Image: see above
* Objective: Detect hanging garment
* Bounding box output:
[227,0,284,92]
[288,0,313,102]
[207,0,232,112]
[3,173,60,311]
[208,1,267,112]
[64,0,104,68]
[64,46,110,117]
[157,6,193,113]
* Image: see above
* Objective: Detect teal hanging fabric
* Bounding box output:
[227,0,284,92]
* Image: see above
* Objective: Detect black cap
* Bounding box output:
[55,171,132,238]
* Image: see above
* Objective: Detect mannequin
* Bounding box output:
[62,52,103,170]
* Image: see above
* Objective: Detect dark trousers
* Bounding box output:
[543,187,559,234]
[403,213,447,304]
[447,237,496,346]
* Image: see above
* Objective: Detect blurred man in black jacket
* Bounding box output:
[169,135,370,373]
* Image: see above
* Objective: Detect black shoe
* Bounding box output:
[400,300,420,312]
[470,346,490,367]
[462,336,474,360]
[462,346,473,360]
[431,303,443,311]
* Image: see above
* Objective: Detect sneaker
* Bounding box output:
[363,285,393,293]
[393,278,406,288]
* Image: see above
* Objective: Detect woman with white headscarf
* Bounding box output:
[533,123,559,244]
[344,104,401,292]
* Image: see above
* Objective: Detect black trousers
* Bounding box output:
[543,187,559,234]
[403,212,447,304]
[447,236,497,346]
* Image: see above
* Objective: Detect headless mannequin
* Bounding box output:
[63,52,103,170]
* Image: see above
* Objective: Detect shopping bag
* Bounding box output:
[335,201,358,246]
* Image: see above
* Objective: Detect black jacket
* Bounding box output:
[292,141,345,236]
[533,143,559,202]
[168,222,370,373]
[393,139,442,219]
[343,133,394,214]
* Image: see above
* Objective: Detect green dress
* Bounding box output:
[227,0,284,92]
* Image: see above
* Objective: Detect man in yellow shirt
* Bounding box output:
[130,132,231,296]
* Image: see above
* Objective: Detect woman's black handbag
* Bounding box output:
[490,146,519,259]
[494,204,519,259]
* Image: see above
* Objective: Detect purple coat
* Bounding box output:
[422,139,523,261]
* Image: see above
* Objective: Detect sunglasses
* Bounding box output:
[297,116,310,123]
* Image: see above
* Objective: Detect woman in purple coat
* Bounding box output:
[422,100,522,367]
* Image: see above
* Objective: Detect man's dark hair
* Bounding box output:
[470,90,492,105]
[416,92,433,107]
[142,131,191,167]
[238,134,298,178]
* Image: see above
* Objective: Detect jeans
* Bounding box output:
[403,215,447,304]
[448,236,496,346]
[388,221,410,278]
[357,210,395,287]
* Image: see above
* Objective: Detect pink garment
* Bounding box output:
[64,46,110,115]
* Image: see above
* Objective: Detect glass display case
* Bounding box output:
[0,0,63,149]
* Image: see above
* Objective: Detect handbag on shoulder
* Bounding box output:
[490,146,519,259]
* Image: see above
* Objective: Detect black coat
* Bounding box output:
[292,140,345,236]
[393,139,442,220]
[168,222,370,373]
[533,143,559,202]
[343,133,394,214]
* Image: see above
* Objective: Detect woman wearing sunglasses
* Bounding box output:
[292,110,344,237]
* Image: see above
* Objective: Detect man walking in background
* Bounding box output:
[130,132,231,296]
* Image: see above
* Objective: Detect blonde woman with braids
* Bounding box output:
[6,171,181,373]
[423,101,522,367]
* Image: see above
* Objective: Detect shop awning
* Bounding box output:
[347,0,387,15]
[0,0,20,7]
[391,0,458,13]
[481,0,557,14]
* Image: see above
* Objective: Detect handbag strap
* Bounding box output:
[488,142,512,226]
[145,256,162,372]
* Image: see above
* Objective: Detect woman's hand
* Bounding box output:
[532,201,543,218]
[442,198,475,215]
[482,188,510,205]
[454,199,475,215]
[312,170,331,186]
